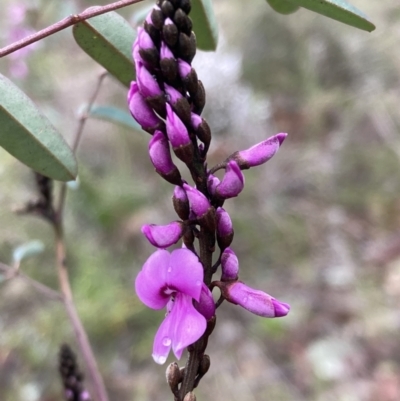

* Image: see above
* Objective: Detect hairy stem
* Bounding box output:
[0,0,145,58]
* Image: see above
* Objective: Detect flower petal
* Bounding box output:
[135,250,170,309]
[152,308,174,364]
[171,293,207,359]
[167,249,203,301]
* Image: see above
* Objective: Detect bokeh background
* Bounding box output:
[1,0,400,400]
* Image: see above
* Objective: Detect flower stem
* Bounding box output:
[0,0,145,58]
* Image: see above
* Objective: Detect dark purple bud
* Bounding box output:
[137,62,163,98]
[149,131,182,185]
[150,5,164,29]
[141,221,184,248]
[221,248,239,281]
[183,183,211,217]
[232,133,287,169]
[127,82,162,134]
[174,8,192,34]
[178,32,196,63]
[160,42,178,82]
[179,0,191,14]
[194,283,216,320]
[165,84,191,126]
[191,113,211,152]
[163,18,179,47]
[166,362,182,393]
[173,185,190,220]
[207,173,220,196]
[137,26,156,51]
[219,281,290,318]
[215,161,244,199]
[161,1,175,18]
[165,83,183,105]
[216,207,234,250]
[166,103,191,147]
[192,80,206,114]
[137,27,159,68]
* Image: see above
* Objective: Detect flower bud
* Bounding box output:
[174,8,192,35]
[137,27,159,69]
[221,248,238,281]
[165,84,191,126]
[166,103,192,159]
[178,59,198,95]
[137,62,163,98]
[160,41,178,82]
[150,5,164,29]
[173,185,190,220]
[178,32,196,63]
[231,133,287,169]
[183,183,210,218]
[141,221,184,248]
[166,361,182,392]
[194,283,215,320]
[163,18,178,47]
[216,207,234,250]
[149,131,182,185]
[219,281,290,318]
[191,113,211,153]
[207,173,220,196]
[127,82,163,134]
[215,161,244,199]
[192,80,205,115]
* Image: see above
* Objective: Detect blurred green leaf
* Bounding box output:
[267,0,375,32]
[73,12,137,87]
[266,0,300,15]
[0,74,78,181]
[12,240,45,264]
[89,105,141,131]
[191,0,219,50]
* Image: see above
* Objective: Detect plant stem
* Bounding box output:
[0,0,145,58]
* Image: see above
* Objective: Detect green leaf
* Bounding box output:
[191,0,219,51]
[0,74,78,181]
[73,12,137,87]
[266,0,300,14]
[268,0,375,32]
[89,105,141,131]
[12,240,45,264]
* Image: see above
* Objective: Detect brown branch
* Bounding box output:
[0,262,63,301]
[0,0,145,58]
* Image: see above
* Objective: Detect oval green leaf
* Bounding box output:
[89,105,141,131]
[267,0,300,15]
[0,74,77,181]
[73,11,137,87]
[191,0,219,51]
[269,0,375,32]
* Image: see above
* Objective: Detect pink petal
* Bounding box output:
[152,308,174,364]
[171,293,207,359]
[167,249,203,301]
[135,250,170,309]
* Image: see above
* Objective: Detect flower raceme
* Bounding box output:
[135,249,213,364]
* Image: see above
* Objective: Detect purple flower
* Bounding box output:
[127,82,162,133]
[194,283,216,320]
[135,249,206,364]
[166,104,191,147]
[216,161,245,199]
[233,133,287,169]
[141,221,184,248]
[220,281,290,318]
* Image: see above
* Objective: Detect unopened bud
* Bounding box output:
[215,161,244,199]
[216,207,234,250]
[221,248,239,281]
[163,18,179,47]
[183,183,210,218]
[141,221,185,248]
[173,185,190,220]
[166,361,182,391]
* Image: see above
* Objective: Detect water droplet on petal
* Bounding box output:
[162,337,172,346]
[167,266,172,273]
[153,355,167,364]
[242,297,248,303]
[196,280,202,286]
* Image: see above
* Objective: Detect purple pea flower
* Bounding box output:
[216,161,245,199]
[135,249,206,364]
[136,62,163,98]
[127,82,162,133]
[219,281,290,318]
[141,221,184,248]
[232,133,287,169]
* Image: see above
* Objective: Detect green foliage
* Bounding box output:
[0,74,77,181]
[191,0,219,50]
[266,0,375,32]
[73,12,137,87]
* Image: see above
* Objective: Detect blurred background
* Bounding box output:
[1,0,400,400]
